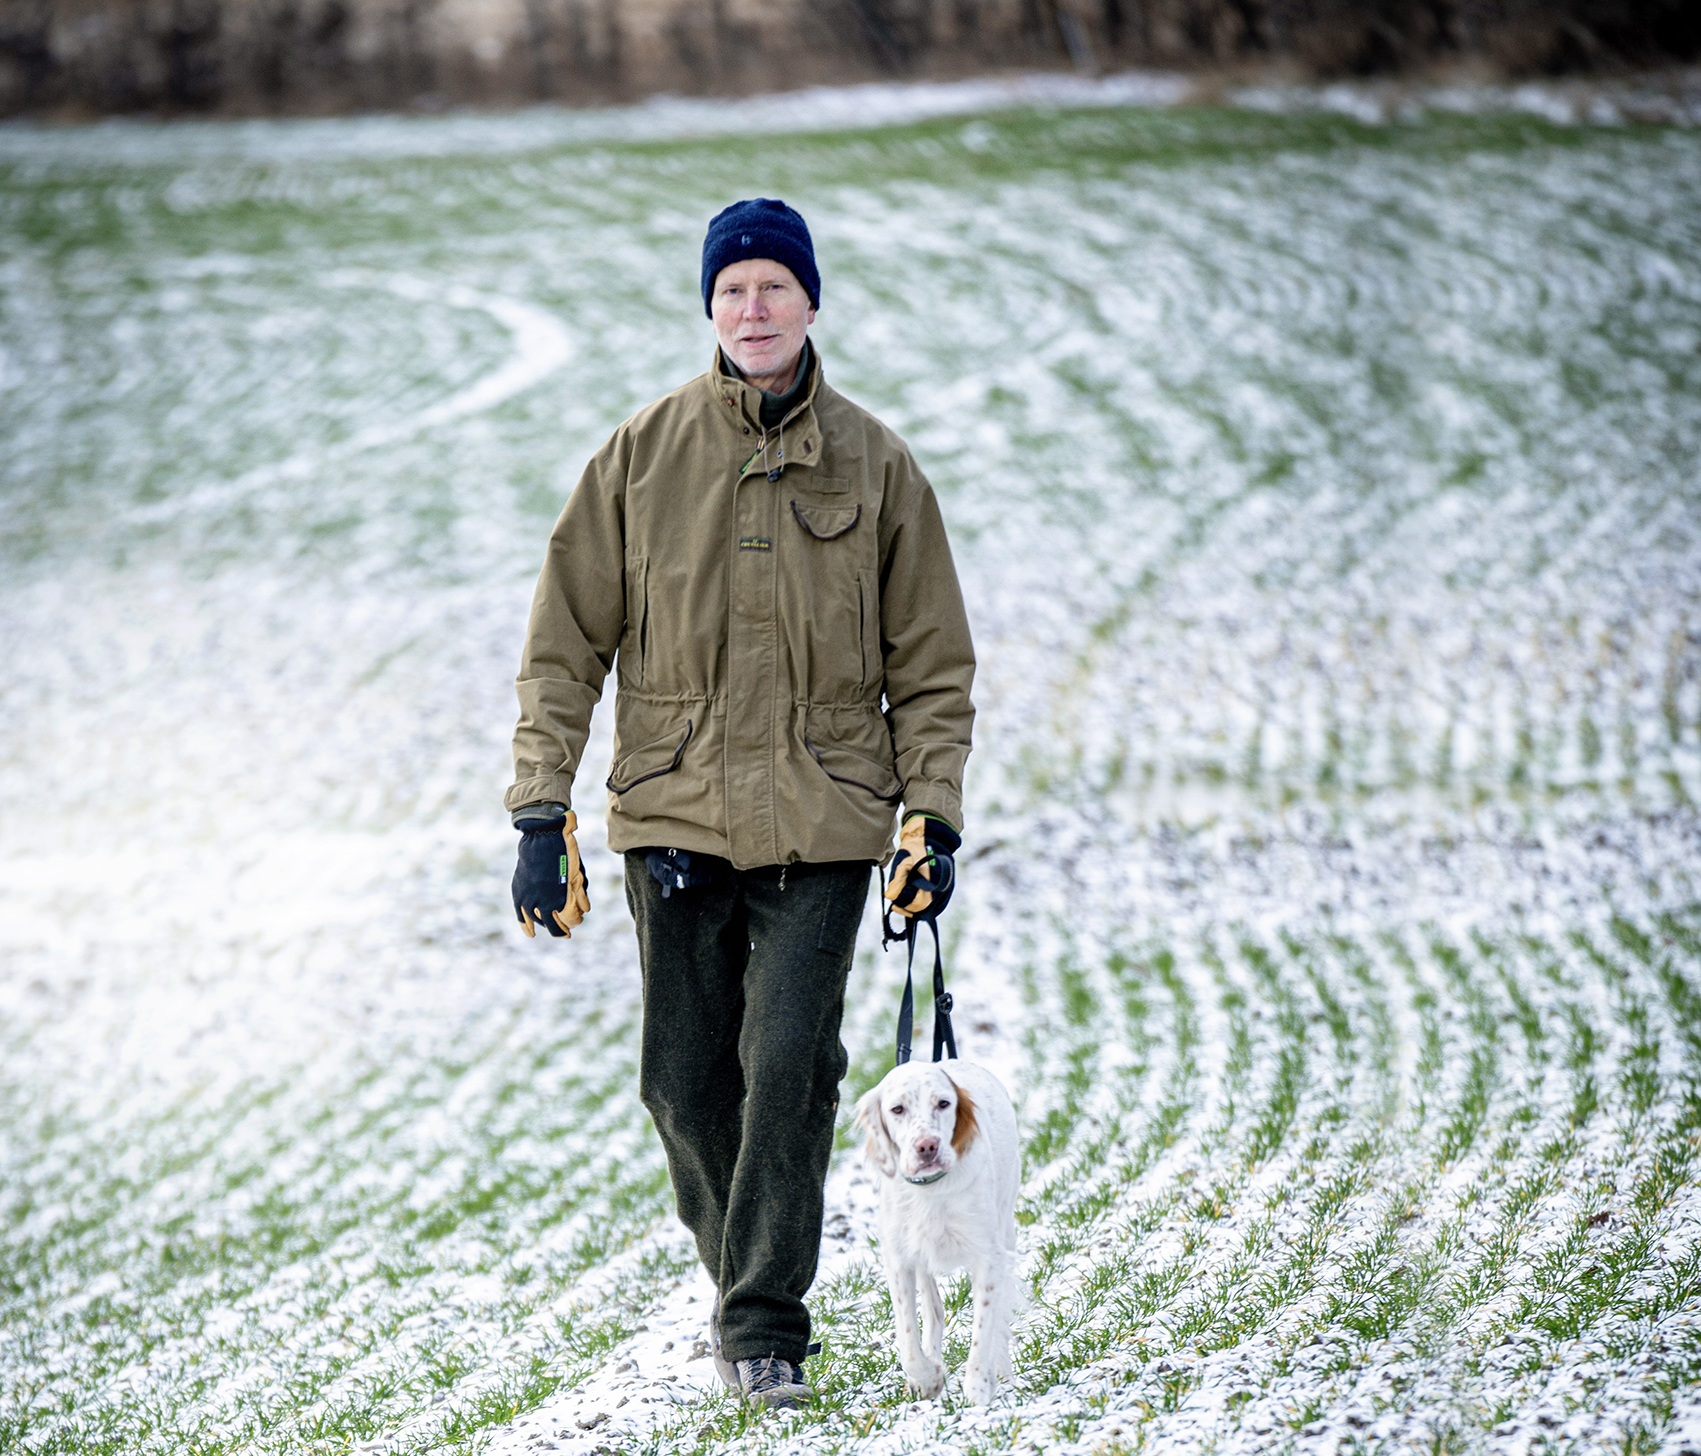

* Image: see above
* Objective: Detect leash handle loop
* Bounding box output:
[887,849,956,1066]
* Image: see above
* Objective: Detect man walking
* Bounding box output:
[505,199,975,1410]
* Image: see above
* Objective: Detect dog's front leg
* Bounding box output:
[919,1269,946,1370]
[887,1260,945,1399]
[962,1253,1013,1405]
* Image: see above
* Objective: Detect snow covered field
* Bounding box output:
[2,84,1700,1456]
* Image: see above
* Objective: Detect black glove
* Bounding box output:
[513,811,590,939]
[883,814,960,920]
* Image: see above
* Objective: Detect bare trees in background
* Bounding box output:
[0,0,1697,118]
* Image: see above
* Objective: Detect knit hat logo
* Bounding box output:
[700,199,820,318]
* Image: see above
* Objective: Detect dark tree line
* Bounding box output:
[0,0,1696,117]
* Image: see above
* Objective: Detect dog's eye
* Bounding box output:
[890,1104,905,1117]
[936,1099,951,1111]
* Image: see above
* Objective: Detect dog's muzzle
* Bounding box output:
[903,1166,948,1185]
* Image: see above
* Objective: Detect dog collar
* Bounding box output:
[903,1167,948,1185]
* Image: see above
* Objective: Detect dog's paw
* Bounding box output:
[962,1360,998,1405]
[902,1357,946,1400]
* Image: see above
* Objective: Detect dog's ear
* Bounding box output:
[855,1085,898,1178]
[949,1078,980,1158]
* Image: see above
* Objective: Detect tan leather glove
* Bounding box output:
[513,810,591,939]
[883,813,960,920]
[883,815,934,918]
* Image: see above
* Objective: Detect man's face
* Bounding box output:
[710,258,816,385]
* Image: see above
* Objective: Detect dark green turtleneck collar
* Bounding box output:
[720,340,813,432]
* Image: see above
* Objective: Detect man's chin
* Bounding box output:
[730,343,789,375]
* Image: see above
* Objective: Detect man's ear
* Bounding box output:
[855,1086,898,1178]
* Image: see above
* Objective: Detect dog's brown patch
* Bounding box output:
[949,1079,979,1157]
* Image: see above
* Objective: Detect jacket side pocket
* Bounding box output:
[804,733,902,802]
[624,555,649,687]
[858,568,881,692]
[607,719,693,794]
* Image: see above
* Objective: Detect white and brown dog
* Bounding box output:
[854,1059,1019,1403]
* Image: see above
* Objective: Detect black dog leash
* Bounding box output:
[883,854,957,1067]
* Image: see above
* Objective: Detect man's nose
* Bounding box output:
[744,292,768,320]
[915,1135,939,1162]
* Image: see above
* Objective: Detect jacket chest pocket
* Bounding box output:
[791,500,860,540]
[787,497,876,698]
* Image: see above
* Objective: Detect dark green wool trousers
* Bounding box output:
[624,853,871,1363]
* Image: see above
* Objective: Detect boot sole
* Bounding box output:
[744,1385,811,1411]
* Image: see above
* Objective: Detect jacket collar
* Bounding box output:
[710,345,824,480]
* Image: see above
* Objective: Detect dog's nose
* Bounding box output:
[914,1135,940,1162]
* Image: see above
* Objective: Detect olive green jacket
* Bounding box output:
[505,347,976,869]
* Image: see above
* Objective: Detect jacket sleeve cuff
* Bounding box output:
[505,774,576,817]
[511,802,568,827]
[900,783,961,835]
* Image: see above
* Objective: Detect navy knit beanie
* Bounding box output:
[701,198,820,318]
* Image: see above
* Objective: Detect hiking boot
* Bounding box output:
[707,1303,738,1390]
[736,1355,813,1411]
